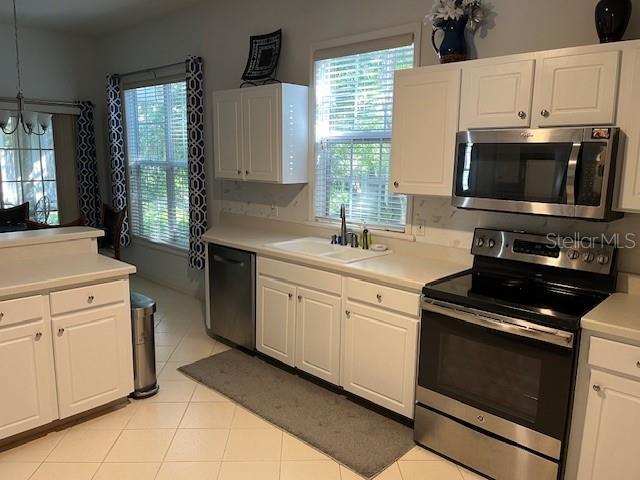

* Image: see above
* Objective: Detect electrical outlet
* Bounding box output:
[414,220,426,236]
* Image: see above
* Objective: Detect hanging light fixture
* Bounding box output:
[0,0,50,136]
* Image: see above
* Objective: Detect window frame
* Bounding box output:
[121,73,189,253]
[308,24,422,236]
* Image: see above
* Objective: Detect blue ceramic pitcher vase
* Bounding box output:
[432,16,468,63]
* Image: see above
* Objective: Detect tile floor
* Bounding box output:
[0,276,483,480]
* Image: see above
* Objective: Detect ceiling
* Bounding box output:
[0,0,204,37]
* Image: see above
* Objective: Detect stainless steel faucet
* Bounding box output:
[339,204,348,246]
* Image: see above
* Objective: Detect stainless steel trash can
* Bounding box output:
[130,292,159,399]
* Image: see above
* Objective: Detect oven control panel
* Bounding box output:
[471,228,616,274]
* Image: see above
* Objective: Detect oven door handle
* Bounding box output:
[422,297,574,348]
[566,141,581,205]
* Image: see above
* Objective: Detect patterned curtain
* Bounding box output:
[186,56,208,269]
[75,102,101,227]
[106,74,130,246]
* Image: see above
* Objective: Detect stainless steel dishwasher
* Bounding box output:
[206,244,255,350]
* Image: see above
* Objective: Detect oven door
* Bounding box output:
[453,128,586,217]
[417,299,576,460]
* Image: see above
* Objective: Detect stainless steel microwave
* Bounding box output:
[452,127,623,221]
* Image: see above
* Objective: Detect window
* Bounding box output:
[124,81,188,249]
[313,42,414,231]
[0,119,58,223]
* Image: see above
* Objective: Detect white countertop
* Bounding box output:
[1,254,136,299]
[203,224,469,292]
[583,293,640,343]
[0,226,103,249]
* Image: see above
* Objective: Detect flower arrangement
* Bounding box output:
[426,0,486,31]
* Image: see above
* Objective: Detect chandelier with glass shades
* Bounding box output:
[0,0,51,136]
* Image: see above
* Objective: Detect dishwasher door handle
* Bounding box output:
[212,254,245,267]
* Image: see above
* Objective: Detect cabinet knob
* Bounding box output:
[345,310,351,318]
[237,170,242,175]
[541,109,550,118]
[518,111,527,120]
[58,328,65,336]
[297,295,302,302]
[87,295,94,304]
[592,384,601,392]
[376,293,383,303]
[288,293,293,299]
[0,312,4,321]
[393,181,399,188]
[636,360,640,368]
[245,170,249,175]
[34,332,42,341]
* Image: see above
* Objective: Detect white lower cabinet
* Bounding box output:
[0,279,134,440]
[53,304,133,418]
[0,316,57,439]
[256,257,420,418]
[577,370,640,479]
[576,336,640,479]
[342,301,418,418]
[256,275,296,366]
[295,287,341,384]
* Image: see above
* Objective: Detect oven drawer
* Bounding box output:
[415,405,558,480]
[589,336,640,380]
[0,295,46,329]
[49,280,126,316]
[346,278,419,317]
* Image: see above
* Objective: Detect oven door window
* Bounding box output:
[455,142,574,204]
[419,310,573,440]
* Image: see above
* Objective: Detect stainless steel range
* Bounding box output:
[415,228,617,480]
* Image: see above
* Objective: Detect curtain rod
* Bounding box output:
[0,96,80,108]
[117,60,186,79]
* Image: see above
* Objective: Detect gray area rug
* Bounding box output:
[179,349,414,478]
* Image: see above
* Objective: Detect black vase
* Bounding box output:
[595,0,633,43]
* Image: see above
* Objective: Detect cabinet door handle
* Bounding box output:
[592,384,601,392]
[345,310,351,317]
[237,170,242,175]
[297,295,302,302]
[0,312,4,321]
[58,328,65,336]
[288,293,293,300]
[518,111,527,119]
[376,293,383,303]
[34,332,42,341]
[245,170,250,175]
[393,181,399,188]
[87,295,95,304]
[541,109,550,118]
[636,361,640,368]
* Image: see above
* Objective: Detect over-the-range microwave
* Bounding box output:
[452,127,623,221]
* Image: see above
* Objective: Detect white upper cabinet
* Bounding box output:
[213,90,243,180]
[460,59,535,130]
[242,87,279,182]
[615,46,640,211]
[533,50,621,127]
[212,83,308,184]
[391,67,461,196]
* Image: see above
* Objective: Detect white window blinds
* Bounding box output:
[314,43,414,231]
[124,81,188,249]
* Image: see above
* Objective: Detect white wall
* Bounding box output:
[0,24,108,201]
[95,0,640,294]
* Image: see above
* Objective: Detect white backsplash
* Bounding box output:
[220,183,640,274]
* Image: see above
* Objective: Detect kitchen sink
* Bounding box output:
[265,237,390,264]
